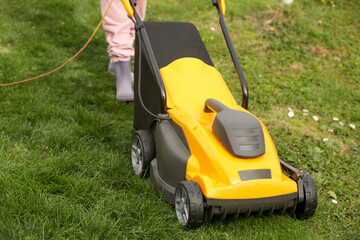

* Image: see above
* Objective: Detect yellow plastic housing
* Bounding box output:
[219,0,226,16]
[121,0,134,17]
[160,58,297,200]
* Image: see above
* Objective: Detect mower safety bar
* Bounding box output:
[212,0,249,110]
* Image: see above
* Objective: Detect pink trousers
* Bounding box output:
[101,0,147,62]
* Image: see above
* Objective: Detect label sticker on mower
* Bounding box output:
[238,169,272,181]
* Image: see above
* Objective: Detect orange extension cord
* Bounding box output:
[0,0,114,87]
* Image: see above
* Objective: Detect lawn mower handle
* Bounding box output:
[122,0,249,111]
[125,0,168,114]
[212,0,249,110]
[204,98,228,113]
[212,0,226,16]
[121,0,134,17]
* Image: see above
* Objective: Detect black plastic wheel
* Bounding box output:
[175,181,204,229]
[130,130,155,177]
[295,173,318,220]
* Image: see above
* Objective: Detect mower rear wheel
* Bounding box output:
[130,130,155,177]
[295,173,318,220]
[175,181,204,229]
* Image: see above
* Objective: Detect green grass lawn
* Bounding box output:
[0,0,359,239]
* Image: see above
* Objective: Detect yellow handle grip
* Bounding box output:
[219,0,226,16]
[121,0,134,17]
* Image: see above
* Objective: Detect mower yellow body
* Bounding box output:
[128,1,317,228]
[161,58,297,201]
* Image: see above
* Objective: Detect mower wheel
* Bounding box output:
[295,173,318,220]
[130,130,155,177]
[175,181,204,229]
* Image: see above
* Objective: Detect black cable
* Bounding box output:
[134,24,171,121]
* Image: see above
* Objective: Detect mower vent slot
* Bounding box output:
[234,128,257,135]
[236,135,259,143]
[239,143,260,151]
[204,192,298,222]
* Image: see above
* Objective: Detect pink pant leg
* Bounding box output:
[101,0,147,63]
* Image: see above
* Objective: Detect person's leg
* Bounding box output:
[101,0,147,101]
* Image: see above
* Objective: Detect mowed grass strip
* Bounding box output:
[0,0,359,239]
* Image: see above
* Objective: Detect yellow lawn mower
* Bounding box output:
[123,0,317,228]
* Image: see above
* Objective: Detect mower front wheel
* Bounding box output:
[130,130,155,177]
[295,173,318,220]
[175,181,204,229]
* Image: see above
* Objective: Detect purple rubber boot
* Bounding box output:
[108,61,134,102]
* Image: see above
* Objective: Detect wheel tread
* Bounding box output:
[131,130,155,177]
[176,181,204,229]
[295,173,318,220]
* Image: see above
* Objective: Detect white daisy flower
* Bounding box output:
[282,0,294,5]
